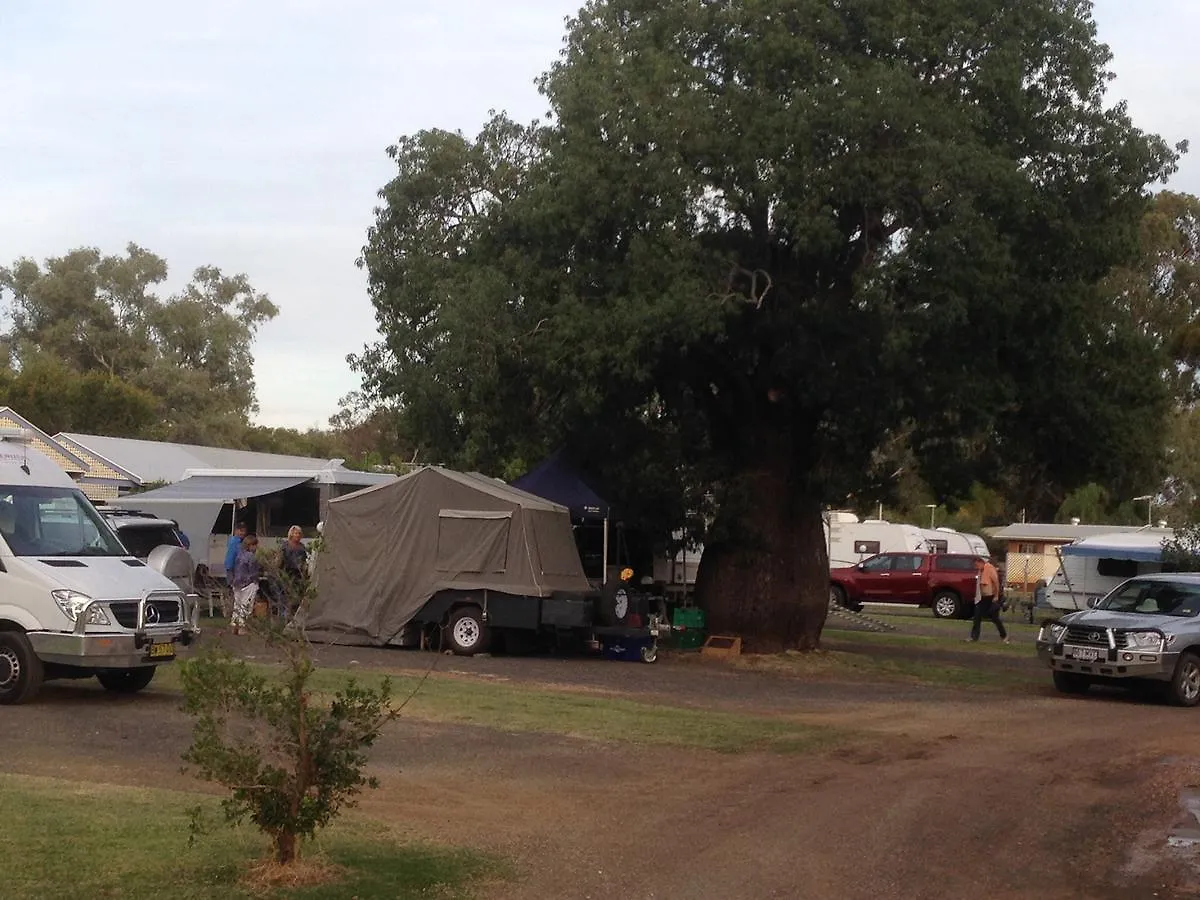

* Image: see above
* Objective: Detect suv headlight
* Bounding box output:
[51,590,110,626]
[1125,631,1163,652]
[1039,623,1066,644]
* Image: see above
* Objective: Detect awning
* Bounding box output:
[1061,543,1162,563]
[110,475,315,572]
[114,474,314,504]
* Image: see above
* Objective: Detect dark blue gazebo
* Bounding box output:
[512,450,610,523]
[513,451,612,582]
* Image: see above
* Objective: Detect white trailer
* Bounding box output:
[1044,530,1173,611]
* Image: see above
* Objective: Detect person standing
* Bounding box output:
[280,525,309,614]
[967,555,1009,643]
[224,521,247,580]
[230,533,260,635]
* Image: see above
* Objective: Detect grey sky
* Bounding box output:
[1,1,1194,429]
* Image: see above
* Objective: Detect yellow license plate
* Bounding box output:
[147,642,175,660]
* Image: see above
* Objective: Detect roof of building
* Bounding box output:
[0,408,89,474]
[59,432,362,485]
[988,523,1158,542]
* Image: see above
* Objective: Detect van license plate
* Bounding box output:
[1068,647,1100,662]
[147,642,175,660]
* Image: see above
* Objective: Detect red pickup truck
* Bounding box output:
[829,552,983,619]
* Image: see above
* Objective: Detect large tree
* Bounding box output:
[0,243,278,441]
[355,0,1179,649]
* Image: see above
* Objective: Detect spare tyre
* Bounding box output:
[597,580,631,626]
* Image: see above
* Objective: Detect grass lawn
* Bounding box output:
[155,662,838,754]
[0,774,506,900]
[821,628,1036,656]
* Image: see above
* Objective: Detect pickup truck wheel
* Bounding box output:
[829,585,862,613]
[1168,652,1200,708]
[1052,671,1091,696]
[96,667,157,694]
[931,591,963,620]
[0,631,44,705]
[445,607,491,656]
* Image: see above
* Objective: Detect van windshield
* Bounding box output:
[0,486,127,557]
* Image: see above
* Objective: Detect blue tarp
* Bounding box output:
[1061,543,1162,563]
[512,451,610,522]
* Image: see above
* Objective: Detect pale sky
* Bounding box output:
[1,1,1196,429]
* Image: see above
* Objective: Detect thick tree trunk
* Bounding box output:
[274,830,298,864]
[694,460,829,652]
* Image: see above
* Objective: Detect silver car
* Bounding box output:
[1036,573,1200,707]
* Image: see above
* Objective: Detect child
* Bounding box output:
[230,533,261,635]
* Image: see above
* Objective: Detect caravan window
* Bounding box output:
[854,540,881,555]
[1097,558,1139,579]
[435,510,511,574]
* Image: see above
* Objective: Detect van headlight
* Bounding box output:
[1039,623,1066,644]
[51,590,110,626]
[1125,631,1164,652]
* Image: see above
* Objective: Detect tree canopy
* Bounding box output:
[356,0,1180,648]
[0,243,278,443]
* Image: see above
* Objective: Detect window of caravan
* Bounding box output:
[0,486,125,557]
[854,540,881,555]
[926,539,949,553]
[435,510,510,574]
[1097,557,1140,579]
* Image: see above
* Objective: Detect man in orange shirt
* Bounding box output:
[967,555,1009,643]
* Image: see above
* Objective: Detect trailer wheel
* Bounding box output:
[0,631,44,705]
[931,591,963,620]
[446,607,491,656]
[96,667,157,694]
[640,643,658,664]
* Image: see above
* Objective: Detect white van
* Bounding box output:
[0,430,198,704]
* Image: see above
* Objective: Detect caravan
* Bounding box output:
[1045,530,1173,611]
[825,512,989,568]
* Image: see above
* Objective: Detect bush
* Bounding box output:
[180,546,395,864]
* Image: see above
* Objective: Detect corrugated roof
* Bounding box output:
[61,432,357,484]
[989,523,1156,542]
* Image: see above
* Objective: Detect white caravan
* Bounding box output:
[0,429,198,704]
[825,512,989,568]
[1044,530,1172,611]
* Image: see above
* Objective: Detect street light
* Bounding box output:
[925,503,937,529]
[1133,495,1154,527]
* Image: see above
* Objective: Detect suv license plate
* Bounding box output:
[147,642,175,660]
[1068,647,1100,662]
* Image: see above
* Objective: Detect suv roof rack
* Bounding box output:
[99,508,160,520]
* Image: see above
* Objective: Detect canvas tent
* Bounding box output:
[305,466,592,646]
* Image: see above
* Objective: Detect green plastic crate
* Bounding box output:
[671,606,706,650]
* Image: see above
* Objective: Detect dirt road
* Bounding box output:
[2,645,1197,899]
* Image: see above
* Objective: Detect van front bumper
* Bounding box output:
[29,627,194,668]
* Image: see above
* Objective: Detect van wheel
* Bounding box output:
[96,667,157,694]
[0,631,44,705]
[829,585,862,613]
[1168,652,1200,708]
[446,607,491,656]
[931,591,962,619]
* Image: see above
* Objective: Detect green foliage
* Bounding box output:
[0,243,278,442]
[354,0,1180,645]
[1161,523,1200,572]
[180,556,394,865]
[0,355,161,437]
